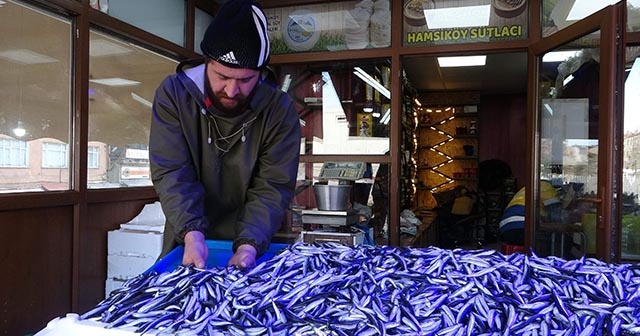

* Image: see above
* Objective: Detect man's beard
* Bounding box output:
[210,93,248,116]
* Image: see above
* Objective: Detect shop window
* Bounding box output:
[0,139,28,168]
[93,0,186,47]
[264,1,391,55]
[402,0,528,46]
[271,59,391,155]
[42,142,68,168]
[0,1,72,192]
[194,7,214,55]
[542,0,640,36]
[88,30,177,188]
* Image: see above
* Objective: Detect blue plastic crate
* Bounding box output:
[148,240,289,273]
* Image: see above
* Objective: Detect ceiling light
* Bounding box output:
[380,107,391,125]
[414,98,422,106]
[90,39,133,57]
[425,5,490,29]
[0,49,59,64]
[13,121,26,138]
[563,74,575,86]
[131,92,152,108]
[90,78,141,86]
[542,50,580,63]
[353,67,391,99]
[437,55,486,67]
[363,100,374,113]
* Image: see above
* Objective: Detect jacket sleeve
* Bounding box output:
[235,94,301,254]
[149,78,209,243]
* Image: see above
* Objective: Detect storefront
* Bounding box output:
[1,0,640,334]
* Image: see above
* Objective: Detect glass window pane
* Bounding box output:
[272,59,390,155]
[541,0,640,36]
[622,48,640,259]
[265,1,391,55]
[88,30,178,188]
[536,36,601,259]
[402,0,528,46]
[100,0,186,46]
[0,1,72,192]
[194,7,214,55]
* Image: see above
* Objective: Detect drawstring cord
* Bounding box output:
[201,107,256,152]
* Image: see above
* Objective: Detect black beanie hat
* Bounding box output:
[201,0,270,69]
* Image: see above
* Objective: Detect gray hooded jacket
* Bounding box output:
[150,59,300,256]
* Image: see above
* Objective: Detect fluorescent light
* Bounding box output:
[380,107,391,125]
[563,74,574,86]
[0,49,58,64]
[543,103,553,116]
[542,50,579,63]
[414,98,422,106]
[353,67,391,99]
[425,5,490,29]
[90,78,141,86]
[90,39,133,57]
[437,55,486,67]
[131,92,152,108]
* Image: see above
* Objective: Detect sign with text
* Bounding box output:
[403,0,528,46]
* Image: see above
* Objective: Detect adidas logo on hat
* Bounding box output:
[201,0,270,69]
[218,51,239,65]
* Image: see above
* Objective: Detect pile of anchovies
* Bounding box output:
[81,242,640,335]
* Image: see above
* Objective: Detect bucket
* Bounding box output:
[313,184,351,211]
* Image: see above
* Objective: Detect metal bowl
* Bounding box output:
[313,184,351,211]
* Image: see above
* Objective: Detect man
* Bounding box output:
[499,181,561,245]
[149,0,300,270]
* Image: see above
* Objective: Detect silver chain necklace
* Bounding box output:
[202,108,257,153]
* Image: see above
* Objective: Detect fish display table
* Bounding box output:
[36,242,640,335]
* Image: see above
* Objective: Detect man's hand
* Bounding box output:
[228,244,257,270]
[183,231,208,268]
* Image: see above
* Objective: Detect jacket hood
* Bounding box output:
[175,57,274,116]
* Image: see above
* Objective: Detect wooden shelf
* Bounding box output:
[415,105,480,204]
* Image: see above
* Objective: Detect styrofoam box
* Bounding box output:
[107,254,158,280]
[105,277,127,298]
[34,314,142,336]
[126,201,165,226]
[107,229,163,258]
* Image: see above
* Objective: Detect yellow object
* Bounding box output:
[582,213,597,254]
[451,195,474,215]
